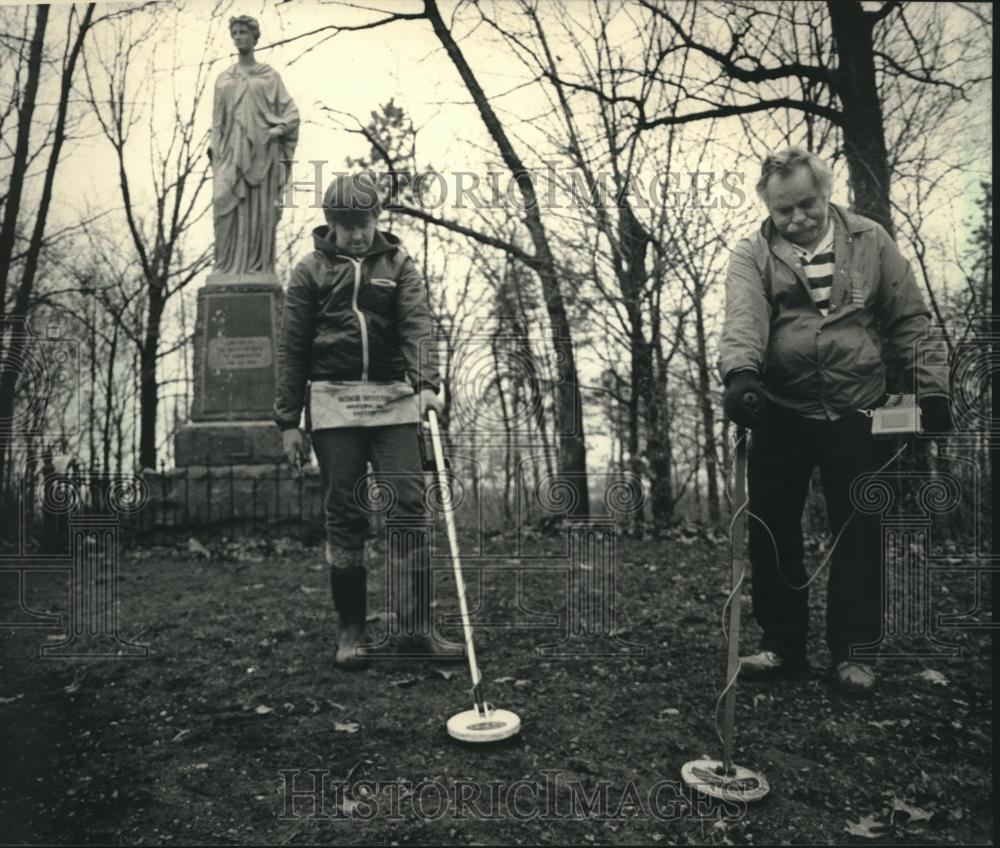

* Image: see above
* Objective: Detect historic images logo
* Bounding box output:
[280,163,749,212]
[277,770,748,823]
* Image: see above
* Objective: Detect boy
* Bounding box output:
[275,171,463,670]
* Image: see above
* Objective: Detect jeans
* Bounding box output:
[311,424,428,551]
[747,402,892,664]
[311,424,435,637]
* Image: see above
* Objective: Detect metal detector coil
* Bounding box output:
[426,410,522,744]
[681,427,769,802]
[681,759,769,803]
[446,706,522,744]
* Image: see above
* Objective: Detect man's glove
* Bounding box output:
[282,428,311,467]
[919,394,953,434]
[723,370,767,429]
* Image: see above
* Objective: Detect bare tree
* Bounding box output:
[0,4,97,510]
[82,6,216,470]
[627,1,990,237]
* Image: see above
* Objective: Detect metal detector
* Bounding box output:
[681,426,769,802]
[426,409,522,744]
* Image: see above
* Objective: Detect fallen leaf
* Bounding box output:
[891,798,932,823]
[514,679,529,688]
[433,669,456,680]
[171,729,190,743]
[187,538,211,559]
[334,721,360,733]
[0,694,23,704]
[845,814,891,839]
[660,708,680,716]
[917,669,948,686]
[254,704,273,715]
[390,678,417,688]
[299,585,317,594]
[493,677,515,684]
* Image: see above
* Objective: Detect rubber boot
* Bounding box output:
[396,556,465,662]
[327,545,370,671]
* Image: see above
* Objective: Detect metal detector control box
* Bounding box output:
[870,393,922,437]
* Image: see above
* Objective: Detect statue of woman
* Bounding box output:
[210,15,299,277]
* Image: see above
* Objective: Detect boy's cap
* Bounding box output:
[323,172,383,218]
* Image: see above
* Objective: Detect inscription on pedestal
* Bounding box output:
[208,336,273,370]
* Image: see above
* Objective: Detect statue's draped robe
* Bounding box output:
[211,63,299,275]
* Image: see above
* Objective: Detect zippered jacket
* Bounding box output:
[718,204,949,418]
[274,226,441,430]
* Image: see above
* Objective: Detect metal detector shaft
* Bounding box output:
[426,410,486,716]
[723,427,749,773]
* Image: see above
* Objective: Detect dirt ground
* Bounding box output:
[0,527,992,845]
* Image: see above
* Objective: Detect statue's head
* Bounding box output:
[229,15,260,46]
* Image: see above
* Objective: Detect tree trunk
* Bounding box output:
[87,301,97,469]
[138,280,166,470]
[492,335,513,525]
[627,343,645,530]
[828,1,894,235]
[0,5,48,314]
[692,288,721,524]
[102,320,120,474]
[647,366,674,523]
[0,4,94,508]
[424,0,589,517]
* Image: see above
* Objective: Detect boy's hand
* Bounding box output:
[282,428,310,467]
[417,389,444,420]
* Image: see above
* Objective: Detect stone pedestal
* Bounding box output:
[174,272,286,467]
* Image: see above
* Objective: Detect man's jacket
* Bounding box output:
[718,204,948,418]
[274,226,441,430]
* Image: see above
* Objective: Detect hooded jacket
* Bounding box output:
[718,204,949,418]
[274,225,441,430]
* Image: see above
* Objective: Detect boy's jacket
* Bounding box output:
[274,226,440,430]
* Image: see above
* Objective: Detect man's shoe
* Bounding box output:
[739,650,807,679]
[395,633,466,662]
[833,661,875,696]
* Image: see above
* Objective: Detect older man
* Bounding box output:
[718,147,951,695]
